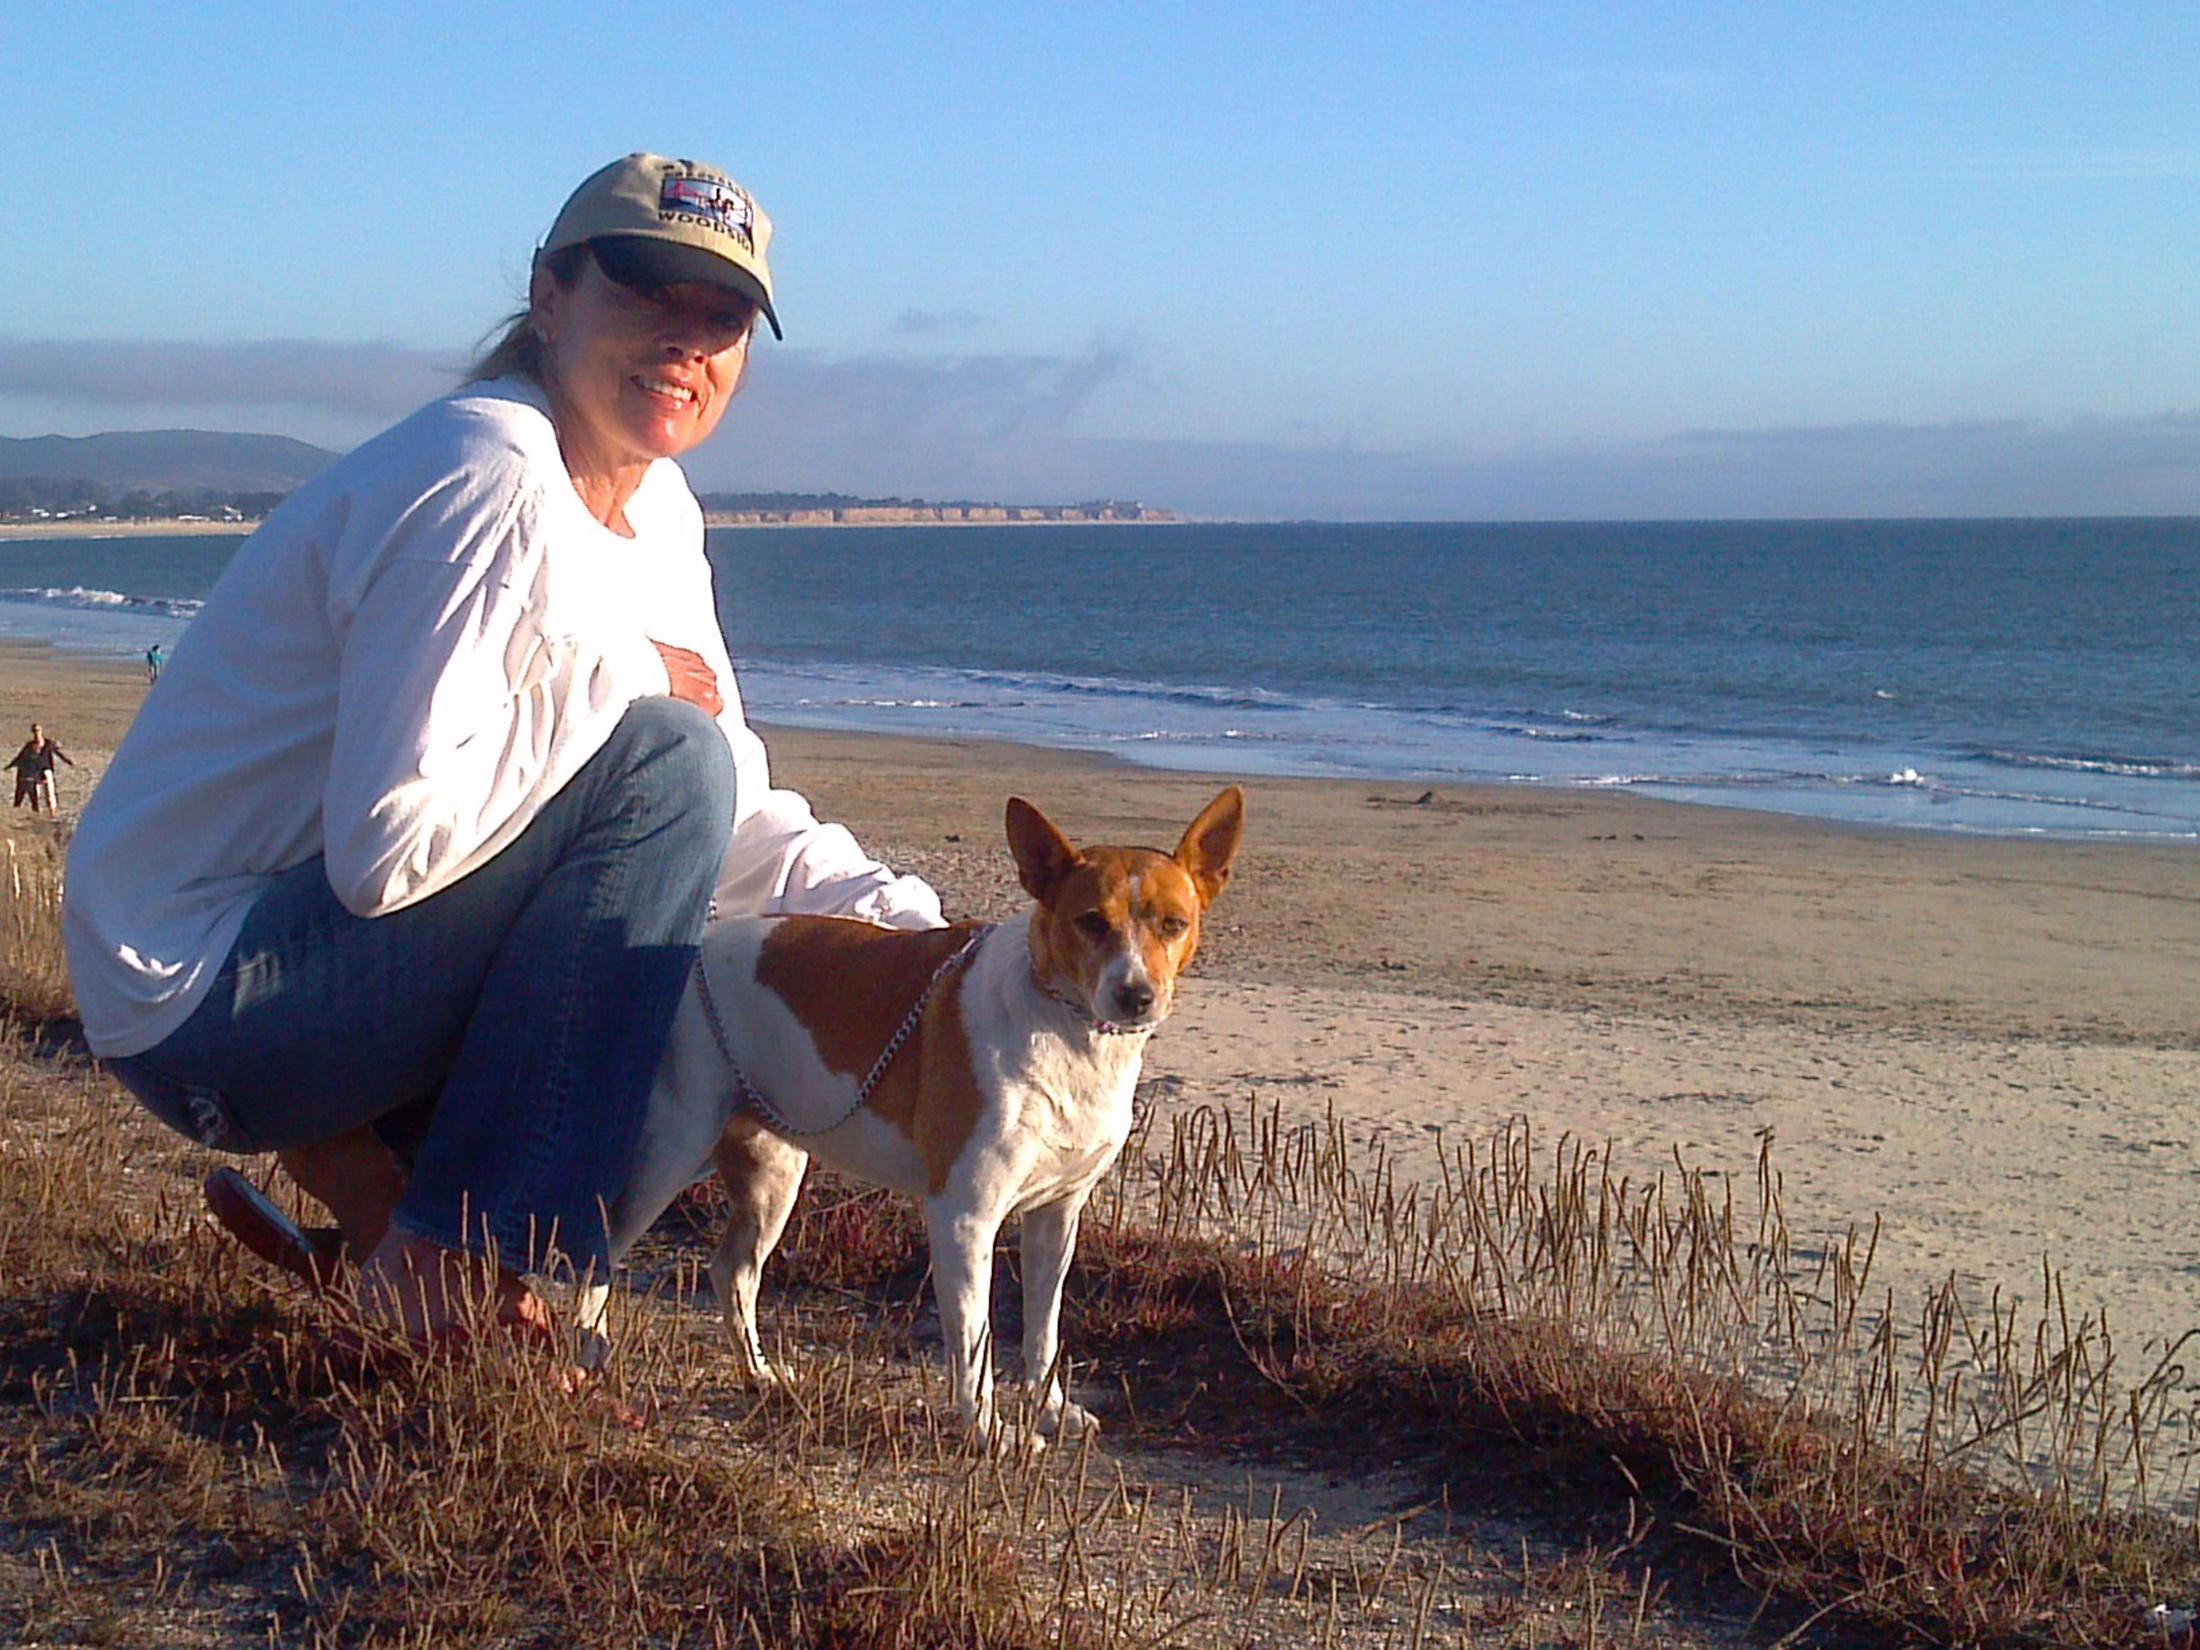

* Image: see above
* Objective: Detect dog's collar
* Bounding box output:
[1029,966,1155,1038]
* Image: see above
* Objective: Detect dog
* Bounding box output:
[590,786,1243,1444]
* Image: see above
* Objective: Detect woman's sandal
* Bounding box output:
[204,1167,347,1292]
[205,1171,629,1412]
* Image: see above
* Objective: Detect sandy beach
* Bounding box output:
[0,518,256,541]
[10,640,2199,1365]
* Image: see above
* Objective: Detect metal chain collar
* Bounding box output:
[693,923,992,1139]
[1030,969,1155,1038]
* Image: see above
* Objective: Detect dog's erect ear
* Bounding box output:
[1006,797,1083,905]
[1174,785,1244,909]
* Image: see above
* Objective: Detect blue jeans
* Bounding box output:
[108,697,736,1275]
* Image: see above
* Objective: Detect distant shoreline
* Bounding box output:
[0,511,1185,543]
[0,519,256,542]
[701,511,1185,530]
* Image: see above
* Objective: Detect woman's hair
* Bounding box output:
[466,243,593,383]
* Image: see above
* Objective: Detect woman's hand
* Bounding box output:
[653,642,724,717]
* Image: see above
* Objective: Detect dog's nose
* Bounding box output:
[1113,981,1156,1018]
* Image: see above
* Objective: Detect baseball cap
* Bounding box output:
[541,153,781,339]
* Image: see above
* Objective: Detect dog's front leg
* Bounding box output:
[926,1204,1006,1447]
[1020,1192,1100,1439]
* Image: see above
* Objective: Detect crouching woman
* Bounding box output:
[63,154,938,1356]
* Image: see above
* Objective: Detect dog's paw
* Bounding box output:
[962,1411,1049,1458]
[736,1355,794,1390]
[1037,1398,1101,1441]
[722,1320,794,1388]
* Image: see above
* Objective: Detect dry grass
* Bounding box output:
[5,836,2198,1647]
[1068,1104,2200,1645]
[0,1067,1094,1648]
[0,827,71,1025]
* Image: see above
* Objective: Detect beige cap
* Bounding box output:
[542,152,781,339]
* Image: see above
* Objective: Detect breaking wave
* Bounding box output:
[0,585,203,620]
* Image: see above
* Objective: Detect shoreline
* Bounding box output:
[4,607,2200,853]
[9,641,2200,1362]
[704,512,1179,529]
[9,620,2198,848]
[0,519,255,541]
[6,519,2191,846]
[0,514,1188,542]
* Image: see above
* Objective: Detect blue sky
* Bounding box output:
[4,2,2197,516]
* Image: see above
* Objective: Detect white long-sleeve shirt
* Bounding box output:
[64,379,939,1057]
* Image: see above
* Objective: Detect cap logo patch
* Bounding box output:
[660,174,756,250]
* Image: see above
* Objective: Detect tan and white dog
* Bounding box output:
[592,786,1243,1443]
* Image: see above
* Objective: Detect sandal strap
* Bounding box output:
[204,1168,345,1292]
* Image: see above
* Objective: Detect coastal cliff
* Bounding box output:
[701,500,1175,527]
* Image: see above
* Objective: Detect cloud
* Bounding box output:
[889,307,989,338]
[0,335,457,420]
[1641,414,2200,518]
[699,399,2200,519]
[692,337,1143,496]
[0,332,1143,493]
[2,333,2196,518]
[1671,419,2031,449]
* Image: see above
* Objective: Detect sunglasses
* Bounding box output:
[590,241,758,338]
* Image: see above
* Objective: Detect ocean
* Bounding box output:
[5,517,2196,840]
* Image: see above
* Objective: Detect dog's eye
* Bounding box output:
[1075,911,1112,940]
[1158,915,1189,939]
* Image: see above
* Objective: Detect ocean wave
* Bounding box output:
[0,585,203,620]
[1573,770,1827,791]
[749,664,2200,837]
[760,656,1312,716]
[1579,767,1962,796]
[1983,748,2200,782]
[773,695,999,711]
[967,670,1299,714]
[1917,782,2195,820]
[1491,723,1601,744]
[1102,726,1292,745]
[761,656,1640,746]
[1578,765,2199,827]
[1405,705,1623,743]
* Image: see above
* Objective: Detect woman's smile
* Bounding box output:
[635,374,698,406]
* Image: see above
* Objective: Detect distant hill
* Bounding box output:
[0,430,339,493]
[0,431,1173,526]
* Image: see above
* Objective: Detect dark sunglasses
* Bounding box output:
[590,241,758,334]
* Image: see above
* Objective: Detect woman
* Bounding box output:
[64,154,939,1349]
[9,722,73,812]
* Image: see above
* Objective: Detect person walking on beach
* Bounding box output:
[8,722,74,813]
[64,154,940,1366]
[145,643,163,683]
